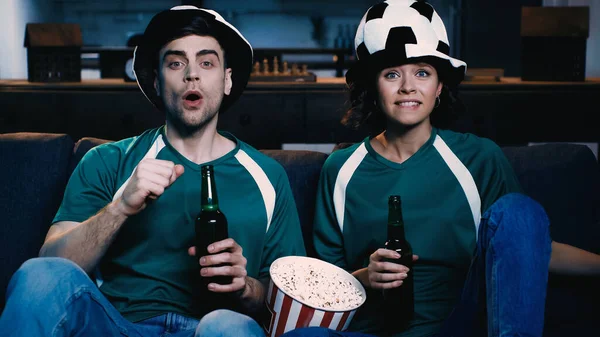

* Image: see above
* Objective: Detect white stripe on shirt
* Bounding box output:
[333,143,368,233]
[433,135,482,238]
[235,150,276,232]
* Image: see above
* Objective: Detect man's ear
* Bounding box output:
[224,68,232,96]
[154,70,160,96]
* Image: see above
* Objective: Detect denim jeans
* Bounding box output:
[280,193,552,337]
[0,257,266,337]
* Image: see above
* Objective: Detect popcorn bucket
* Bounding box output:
[262,256,367,337]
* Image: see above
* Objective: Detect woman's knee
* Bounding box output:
[484,193,551,248]
[493,193,543,213]
[489,193,548,228]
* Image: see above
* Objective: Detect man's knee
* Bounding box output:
[279,327,333,337]
[195,309,265,337]
[6,257,90,302]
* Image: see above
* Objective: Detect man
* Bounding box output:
[0,6,305,337]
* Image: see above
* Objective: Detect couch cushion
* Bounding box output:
[0,132,74,311]
[260,150,328,257]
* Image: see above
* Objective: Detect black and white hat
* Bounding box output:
[346,0,467,87]
[133,5,253,112]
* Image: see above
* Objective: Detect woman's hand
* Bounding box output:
[366,248,419,289]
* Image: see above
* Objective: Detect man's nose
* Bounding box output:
[185,65,200,82]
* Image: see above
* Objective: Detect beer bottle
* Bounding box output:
[383,195,414,334]
[195,164,231,286]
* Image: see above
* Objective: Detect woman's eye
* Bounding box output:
[416,70,429,77]
[385,72,399,79]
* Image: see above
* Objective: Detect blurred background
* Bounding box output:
[1,0,598,79]
[0,0,599,157]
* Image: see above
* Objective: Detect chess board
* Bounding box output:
[249,57,317,82]
[249,73,317,82]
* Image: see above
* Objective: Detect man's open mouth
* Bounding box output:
[184,93,201,101]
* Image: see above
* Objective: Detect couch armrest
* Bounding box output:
[0,132,74,311]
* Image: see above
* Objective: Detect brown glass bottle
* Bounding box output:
[383,195,414,335]
[195,165,231,286]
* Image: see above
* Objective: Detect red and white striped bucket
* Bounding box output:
[263,256,366,337]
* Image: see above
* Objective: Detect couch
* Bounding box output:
[1,132,599,336]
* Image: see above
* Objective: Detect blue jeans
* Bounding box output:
[0,257,266,337]
[281,193,552,337]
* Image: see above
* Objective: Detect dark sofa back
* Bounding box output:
[502,144,600,251]
[261,150,328,257]
[0,133,74,311]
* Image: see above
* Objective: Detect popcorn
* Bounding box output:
[270,259,364,310]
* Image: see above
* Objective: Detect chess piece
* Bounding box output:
[282,61,289,75]
[262,58,270,75]
[252,61,260,75]
[301,64,308,75]
[291,63,298,76]
[273,56,279,75]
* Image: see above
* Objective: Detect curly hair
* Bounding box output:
[342,66,465,136]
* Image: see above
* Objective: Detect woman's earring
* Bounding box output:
[434,96,440,108]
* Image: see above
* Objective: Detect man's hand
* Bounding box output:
[367,248,419,290]
[188,238,248,294]
[117,159,184,216]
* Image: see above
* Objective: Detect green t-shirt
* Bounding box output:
[313,128,522,337]
[53,126,306,322]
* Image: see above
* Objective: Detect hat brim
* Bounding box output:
[133,9,252,113]
[346,49,466,88]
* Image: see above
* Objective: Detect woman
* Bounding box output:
[282,1,600,337]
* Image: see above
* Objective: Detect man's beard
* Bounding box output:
[167,104,220,137]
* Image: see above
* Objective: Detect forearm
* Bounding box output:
[39,200,128,273]
[237,276,268,316]
[549,241,600,276]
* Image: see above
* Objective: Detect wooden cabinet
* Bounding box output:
[1,79,599,151]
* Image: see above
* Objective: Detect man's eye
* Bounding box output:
[169,61,183,68]
[201,61,213,67]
